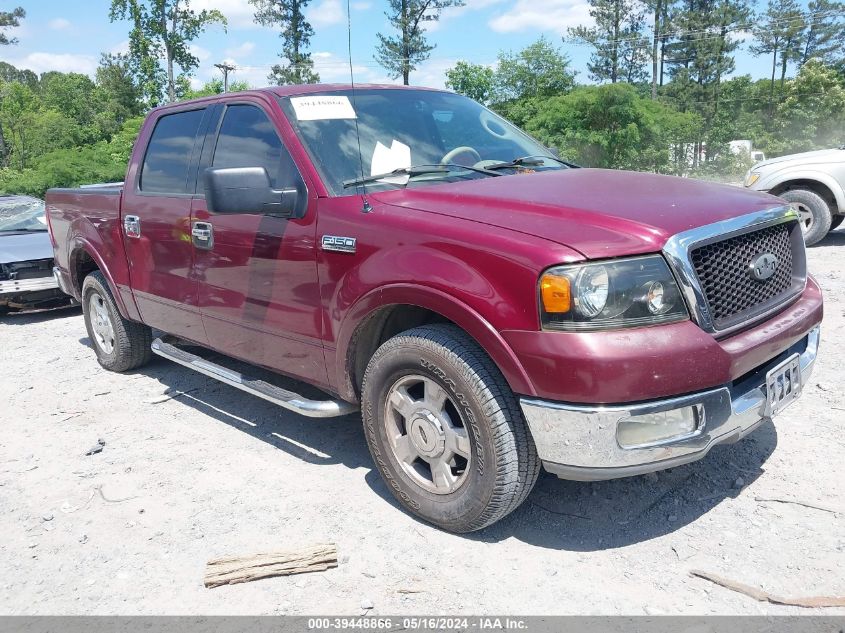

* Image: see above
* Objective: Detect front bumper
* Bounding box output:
[0,275,59,295]
[520,326,820,481]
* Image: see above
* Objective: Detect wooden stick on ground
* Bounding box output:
[690,570,845,608]
[205,543,338,588]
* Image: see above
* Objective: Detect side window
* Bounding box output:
[212,104,301,190]
[140,109,205,193]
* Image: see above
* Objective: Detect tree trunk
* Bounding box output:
[651,0,661,98]
[769,48,777,117]
[611,0,620,83]
[0,121,8,168]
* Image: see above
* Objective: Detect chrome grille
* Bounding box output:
[690,223,795,330]
[662,207,807,336]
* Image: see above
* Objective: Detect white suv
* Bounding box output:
[745,147,845,245]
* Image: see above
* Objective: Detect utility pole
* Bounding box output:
[214,62,236,92]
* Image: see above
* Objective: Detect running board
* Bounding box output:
[150,337,358,418]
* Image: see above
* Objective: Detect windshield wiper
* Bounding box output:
[342,163,502,189]
[484,154,577,171]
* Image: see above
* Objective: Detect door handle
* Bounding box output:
[191,221,214,249]
[124,215,141,238]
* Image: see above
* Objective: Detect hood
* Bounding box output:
[755,148,844,169]
[373,169,784,259]
[0,231,54,264]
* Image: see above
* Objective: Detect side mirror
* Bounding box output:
[203,167,298,217]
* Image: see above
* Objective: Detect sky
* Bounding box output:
[0,0,795,91]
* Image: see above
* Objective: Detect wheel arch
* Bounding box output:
[336,285,537,403]
[69,241,131,319]
[767,174,842,215]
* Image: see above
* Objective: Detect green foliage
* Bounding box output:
[523,83,701,172]
[251,0,320,85]
[180,78,250,100]
[109,0,227,104]
[493,37,576,102]
[0,6,24,46]
[445,61,494,104]
[375,0,465,85]
[0,117,143,198]
[568,0,650,84]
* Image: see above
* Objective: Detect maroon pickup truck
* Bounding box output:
[46,85,823,532]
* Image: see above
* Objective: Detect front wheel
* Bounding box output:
[780,189,833,246]
[361,324,540,532]
[82,271,152,372]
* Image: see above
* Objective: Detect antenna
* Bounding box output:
[347,0,371,213]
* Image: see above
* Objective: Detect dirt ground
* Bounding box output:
[1,230,844,616]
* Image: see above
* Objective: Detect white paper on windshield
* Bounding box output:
[371,140,412,184]
[290,95,357,121]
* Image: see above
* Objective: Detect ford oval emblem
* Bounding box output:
[749,253,779,281]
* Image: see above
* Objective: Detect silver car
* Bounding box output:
[744,147,845,245]
[0,195,74,315]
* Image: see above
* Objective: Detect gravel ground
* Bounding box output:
[1,229,844,616]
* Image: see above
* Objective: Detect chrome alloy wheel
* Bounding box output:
[88,292,115,354]
[791,202,814,234]
[383,374,472,494]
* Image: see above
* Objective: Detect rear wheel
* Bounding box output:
[82,271,152,372]
[361,324,540,533]
[780,188,833,246]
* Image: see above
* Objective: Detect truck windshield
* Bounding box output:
[0,197,47,232]
[278,89,565,195]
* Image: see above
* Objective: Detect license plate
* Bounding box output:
[765,353,802,417]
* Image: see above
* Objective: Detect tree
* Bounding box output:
[644,0,674,97]
[181,77,250,100]
[109,0,226,105]
[250,0,319,85]
[493,37,576,102]
[524,83,700,172]
[751,0,805,110]
[445,61,494,104]
[95,53,143,133]
[568,0,650,84]
[0,6,24,46]
[776,59,845,152]
[375,0,465,85]
[801,0,845,66]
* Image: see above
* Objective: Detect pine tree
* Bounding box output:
[800,0,845,66]
[568,0,650,84]
[750,0,805,109]
[375,0,465,85]
[251,0,319,85]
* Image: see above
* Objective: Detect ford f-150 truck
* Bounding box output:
[46,85,823,533]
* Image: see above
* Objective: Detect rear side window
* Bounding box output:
[212,104,299,189]
[140,109,205,193]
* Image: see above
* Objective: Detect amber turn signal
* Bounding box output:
[540,273,571,313]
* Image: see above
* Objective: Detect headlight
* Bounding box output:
[744,171,760,187]
[539,255,688,331]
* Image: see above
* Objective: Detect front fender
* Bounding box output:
[758,168,845,212]
[334,284,538,402]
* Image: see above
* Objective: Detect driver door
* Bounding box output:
[191,99,327,388]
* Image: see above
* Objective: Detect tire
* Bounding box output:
[361,324,540,533]
[831,215,844,231]
[82,271,152,372]
[780,189,832,246]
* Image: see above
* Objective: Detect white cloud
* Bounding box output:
[351,1,372,9]
[489,0,592,33]
[110,40,130,56]
[191,0,257,28]
[189,44,212,62]
[48,18,71,31]
[225,41,256,58]
[307,0,345,27]
[3,52,98,76]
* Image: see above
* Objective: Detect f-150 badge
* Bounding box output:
[321,235,357,254]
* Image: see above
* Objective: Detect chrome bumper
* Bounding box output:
[0,275,59,295]
[520,326,820,481]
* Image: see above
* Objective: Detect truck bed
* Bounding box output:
[46,184,138,320]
